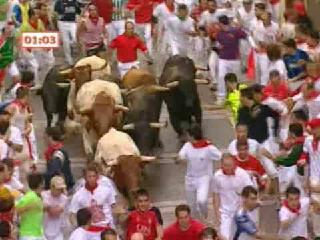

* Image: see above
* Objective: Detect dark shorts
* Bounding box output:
[86,43,106,56]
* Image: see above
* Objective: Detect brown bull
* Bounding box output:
[108,155,155,206]
[122,69,156,89]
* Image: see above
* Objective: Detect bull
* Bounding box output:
[76,80,128,158]
[95,128,156,205]
[159,55,209,141]
[122,84,169,155]
[41,65,71,128]
[122,68,156,89]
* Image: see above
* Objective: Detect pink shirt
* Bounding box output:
[82,17,105,50]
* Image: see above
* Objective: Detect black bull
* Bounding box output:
[41,66,70,128]
[159,55,202,136]
[124,87,163,155]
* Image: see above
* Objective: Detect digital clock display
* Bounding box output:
[22,32,60,49]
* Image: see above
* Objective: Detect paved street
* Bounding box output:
[10,46,277,236]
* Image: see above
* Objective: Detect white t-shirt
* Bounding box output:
[279,197,310,239]
[174,0,196,12]
[212,167,253,214]
[153,3,175,30]
[0,126,23,160]
[198,10,218,27]
[41,190,68,240]
[179,142,222,178]
[69,184,116,227]
[4,176,23,191]
[299,43,320,62]
[166,16,194,45]
[253,21,279,45]
[292,93,320,120]
[237,6,255,32]
[69,227,87,240]
[228,138,260,156]
[303,136,320,182]
[236,207,259,240]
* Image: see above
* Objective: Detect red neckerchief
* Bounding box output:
[191,139,212,148]
[44,142,63,161]
[283,199,301,214]
[307,43,319,50]
[307,75,320,82]
[165,2,174,12]
[40,15,50,29]
[222,166,236,176]
[87,225,109,232]
[282,136,305,150]
[305,91,320,101]
[12,99,30,112]
[295,37,305,45]
[20,82,33,88]
[293,1,306,16]
[312,137,320,151]
[89,16,99,25]
[0,209,14,223]
[85,182,98,194]
[29,20,38,30]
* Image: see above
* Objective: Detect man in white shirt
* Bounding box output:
[177,124,222,221]
[234,186,262,240]
[212,153,253,240]
[166,4,196,56]
[198,0,219,86]
[42,176,68,240]
[153,0,175,56]
[251,11,279,85]
[228,124,260,156]
[69,208,92,240]
[279,186,309,239]
[175,0,196,12]
[69,165,117,228]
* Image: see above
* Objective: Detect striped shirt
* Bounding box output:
[112,0,126,21]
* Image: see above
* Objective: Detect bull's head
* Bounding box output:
[107,155,156,205]
[165,78,209,108]
[80,92,128,137]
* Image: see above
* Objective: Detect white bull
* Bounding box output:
[75,80,128,158]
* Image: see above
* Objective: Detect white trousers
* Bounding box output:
[239,39,250,69]
[135,23,152,53]
[58,21,76,65]
[118,61,139,79]
[217,58,240,100]
[260,138,279,178]
[37,49,55,87]
[220,211,236,240]
[270,2,281,22]
[256,52,269,86]
[185,175,211,220]
[45,233,63,240]
[169,39,189,57]
[208,50,218,84]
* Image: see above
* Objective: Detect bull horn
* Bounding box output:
[59,68,72,76]
[147,85,170,92]
[120,89,129,94]
[107,159,119,166]
[141,156,156,162]
[122,123,135,130]
[165,81,179,88]
[149,121,168,128]
[195,79,210,84]
[195,66,210,71]
[56,82,71,88]
[115,104,129,112]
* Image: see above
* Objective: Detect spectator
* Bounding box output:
[12,0,30,26]
[101,228,118,240]
[44,126,74,190]
[279,186,309,239]
[15,173,44,240]
[76,4,107,57]
[126,189,162,240]
[41,176,68,240]
[69,208,92,240]
[177,123,221,221]
[283,38,309,81]
[163,204,205,240]
[200,227,218,240]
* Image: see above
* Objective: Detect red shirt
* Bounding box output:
[91,0,113,23]
[127,210,158,240]
[163,219,205,240]
[234,155,266,177]
[109,34,147,63]
[263,81,290,100]
[127,0,161,24]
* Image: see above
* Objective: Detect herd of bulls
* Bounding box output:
[41,54,209,202]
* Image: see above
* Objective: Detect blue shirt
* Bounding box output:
[283,49,309,79]
[234,208,257,240]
